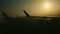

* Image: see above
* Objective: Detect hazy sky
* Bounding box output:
[0,0,60,17]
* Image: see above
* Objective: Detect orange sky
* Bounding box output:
[0,0,60,17]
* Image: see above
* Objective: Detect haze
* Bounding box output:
[0,0,60,17]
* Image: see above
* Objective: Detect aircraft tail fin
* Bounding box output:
[23,10,30,17]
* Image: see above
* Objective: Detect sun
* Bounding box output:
[43,2,51,16]
[44,2,50,9]
[45,3,49,9]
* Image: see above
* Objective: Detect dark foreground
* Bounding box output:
[0,17,60,34]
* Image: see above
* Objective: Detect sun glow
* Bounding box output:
[44,2,50,9]
[43,2,52,16]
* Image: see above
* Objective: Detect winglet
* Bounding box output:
[23,10,30,17]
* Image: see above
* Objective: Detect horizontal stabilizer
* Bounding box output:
[2,12,9,20]
[2,12,8,17]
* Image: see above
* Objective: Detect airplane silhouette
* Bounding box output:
[1,9,60,21]
[0,10,60,34]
